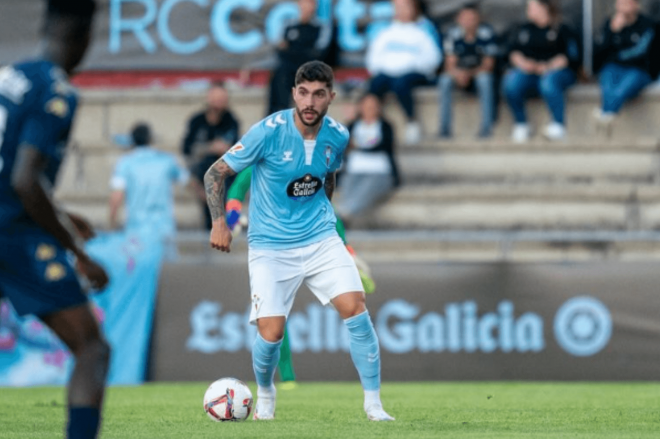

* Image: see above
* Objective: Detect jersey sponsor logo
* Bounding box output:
[35,244,56,261]
[45,98,69,118]
[265,113,286,128]
[283,151,293,162]
[45,262,66,282]
[286,173,322,201]
[227,143,244,155]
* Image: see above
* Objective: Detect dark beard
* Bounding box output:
[296,107,324,127]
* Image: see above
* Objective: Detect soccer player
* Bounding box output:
[225,167,377,385]
[0,1,110,438]
[205,61,393,421]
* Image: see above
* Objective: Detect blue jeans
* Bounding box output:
[439,72,495,135]
[599,63,653,114]
[504,68,576,124]
[368,73,433,120]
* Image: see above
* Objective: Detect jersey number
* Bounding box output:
[0,106,7,172]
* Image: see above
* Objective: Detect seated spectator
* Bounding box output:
[109,123,189,239]
[593,0,656,133]
[366,0,442,146]
[438,3,499,139]
[181,82,239,230]
[267,0,332,115]
[503,0,580,143]
[336,94,400,226]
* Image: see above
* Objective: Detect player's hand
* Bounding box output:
[210,220,233,252]
[68,212,96,241]
[75,252,109,291]
[225,200,243,231]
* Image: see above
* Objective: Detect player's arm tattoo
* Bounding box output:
[324,172,336,201]
[203,158,236,222]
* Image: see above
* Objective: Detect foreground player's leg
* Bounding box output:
[42,304,110,439]
[277,327,297,384]
[253,317,285,420]
[333,292,394,422]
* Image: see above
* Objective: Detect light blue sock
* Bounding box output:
[344,310,380,391]
[252,333,282,389]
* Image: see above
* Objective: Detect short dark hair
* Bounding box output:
[461,2,480,12]
[131,123,152,147]
[294,61,334,90]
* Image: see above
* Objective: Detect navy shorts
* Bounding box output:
[0,225,87,317]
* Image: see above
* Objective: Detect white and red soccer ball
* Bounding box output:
[203,378,253,422]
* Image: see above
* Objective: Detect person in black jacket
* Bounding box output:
[336,94,400,226]
[181,82,240,229]
[593,0,656,132]
[267,0,332,115]
[503,0,581,143]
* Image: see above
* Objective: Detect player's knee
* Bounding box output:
[259,328,284,343]
[343,294,367,319]
[75,337,111,367]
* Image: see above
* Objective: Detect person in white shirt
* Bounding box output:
[365,0,442,146]
[337,94,400,226]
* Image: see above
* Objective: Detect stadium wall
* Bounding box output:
[2,0,659,71]
[149,260,660,382]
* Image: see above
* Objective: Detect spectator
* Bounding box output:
[267,0,332,115]
[336,94,400,226]
[109,123,189,239]
[504,0,581,143]
[366,0,442,146]
[438,3,499,139]
[181,82,240,230]
[593,0,656,133]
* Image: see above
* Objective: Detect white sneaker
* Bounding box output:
[253,386,276,420]
[511,124,531,143]
[542,122,566,141]
[365,403,395,421]
[405,122,422,146]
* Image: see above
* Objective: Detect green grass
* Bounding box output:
[1,382,659,438]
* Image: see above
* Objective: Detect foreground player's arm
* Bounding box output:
[324,172,336,201]
[11,146,108,290]
[204,158,236,252]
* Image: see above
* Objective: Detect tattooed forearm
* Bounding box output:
[204,158,236,222]
[324,172,336,201]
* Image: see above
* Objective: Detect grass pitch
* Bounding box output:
[1,382,659,438]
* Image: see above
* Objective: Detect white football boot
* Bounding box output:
[365,402,395,421]
[542,122,566,141]
[511,123,531,143]
[253,385,276,420]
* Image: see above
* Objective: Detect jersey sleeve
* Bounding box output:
[18,90,73,159]
[221,122,267,174]
[329,129,349,173]
[110,157,129,191]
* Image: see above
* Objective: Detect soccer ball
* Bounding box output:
[203,377,253,422]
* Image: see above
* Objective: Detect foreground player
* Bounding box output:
[225,167,377,384]
[205,61,393,421]
[0,1,110,438]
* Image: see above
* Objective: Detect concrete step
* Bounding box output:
[71,85,660,146]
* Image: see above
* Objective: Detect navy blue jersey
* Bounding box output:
[0,60,78,230]
[444,24,499,70]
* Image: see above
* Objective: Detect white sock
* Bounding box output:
[364,389,381,408]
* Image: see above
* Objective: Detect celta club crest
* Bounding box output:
[325,146,332,167]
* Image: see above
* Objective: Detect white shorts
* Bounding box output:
[247,235,364,324]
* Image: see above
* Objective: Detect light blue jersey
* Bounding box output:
[110,147,189,236]
[222,109,349,250]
